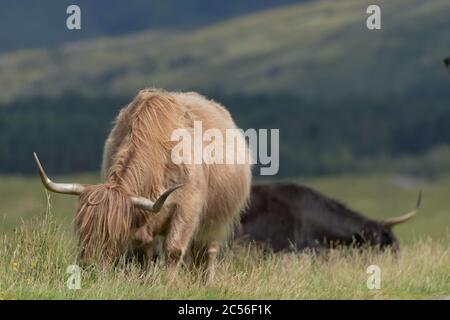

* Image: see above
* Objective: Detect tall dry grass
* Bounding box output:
[0,207,449,300]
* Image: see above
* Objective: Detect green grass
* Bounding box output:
[2,173,450,243]
[0,0,449,103]
[0,212,448,299]
[0,173,449,299]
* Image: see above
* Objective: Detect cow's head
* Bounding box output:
[357,192,421,251]
[33,152,182,262]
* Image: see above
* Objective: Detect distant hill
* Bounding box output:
[0,0,305,53]
[1,1,450,176]
[0,0,449,104]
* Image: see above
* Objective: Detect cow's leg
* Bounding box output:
[189,240,220,282]
[164,207,200,282]
[205,241,220,282]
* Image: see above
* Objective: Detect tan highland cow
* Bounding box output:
[34,89,252,280]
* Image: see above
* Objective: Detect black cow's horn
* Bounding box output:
[382,191,422,229]
[33,152,86,195]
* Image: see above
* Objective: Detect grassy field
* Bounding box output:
[0,173,449,299]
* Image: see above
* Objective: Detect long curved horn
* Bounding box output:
[382,191,422,229]
[131,184,183,213]
[33,152,86,195]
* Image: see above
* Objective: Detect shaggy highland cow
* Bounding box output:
[236,183,420,252]
[34,89,252,280]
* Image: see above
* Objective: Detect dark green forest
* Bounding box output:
[2,93,450,177]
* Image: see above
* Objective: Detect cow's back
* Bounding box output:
[237,183,326,251]
[237,183,373,251]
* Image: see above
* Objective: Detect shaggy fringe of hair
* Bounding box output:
[75,184,134,261]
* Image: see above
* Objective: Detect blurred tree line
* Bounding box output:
[1,92,450,177]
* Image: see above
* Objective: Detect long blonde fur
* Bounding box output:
[75,89,252,273]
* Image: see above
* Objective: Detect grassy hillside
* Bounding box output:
[0,174,449,299]
[0,0,449,103]
[0,0,303,53]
